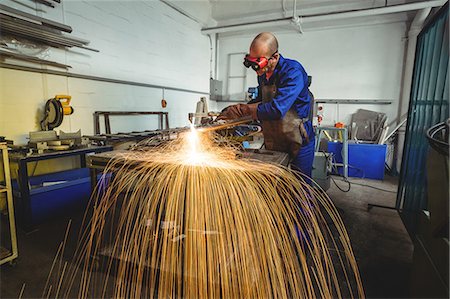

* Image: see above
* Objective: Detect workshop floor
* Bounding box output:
[0,175,413,298]
[328,175,414,298]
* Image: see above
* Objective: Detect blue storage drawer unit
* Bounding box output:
[327,142,387,180]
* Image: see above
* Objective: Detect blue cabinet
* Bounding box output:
[327,142,387,180]
[9,146,112,231]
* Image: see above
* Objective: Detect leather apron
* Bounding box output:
[261,84,308,158]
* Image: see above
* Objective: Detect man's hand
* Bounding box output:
[217,103,259,121]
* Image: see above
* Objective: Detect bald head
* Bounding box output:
[250,32,278,57]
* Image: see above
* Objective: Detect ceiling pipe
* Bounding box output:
[291,0,303,34]
[281,0,288,18]
[201,0,445,34]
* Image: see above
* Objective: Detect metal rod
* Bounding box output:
[33,0,55,8]
[0,63,210,95]
[196,117,253,132]
[95,111,169,116]
[0,22,83,47]
[0,13,65,34]
[0,16,90,46]
[315,99,393,104]
[382,117,407,143]
[0,4,72,32]
[0,14,96,52]
[0,48,71,69]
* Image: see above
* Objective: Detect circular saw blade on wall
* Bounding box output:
[40,95,74,130]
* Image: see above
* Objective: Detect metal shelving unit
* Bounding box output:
[315,126,349,178]
[0,142,18,265]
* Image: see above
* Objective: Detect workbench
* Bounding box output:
[9,145,112,231]
[87,148,289,190]
[87,148,290,183]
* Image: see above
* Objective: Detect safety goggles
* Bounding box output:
[243,51,278,71]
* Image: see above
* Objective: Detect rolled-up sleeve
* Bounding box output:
[257,64,306,121]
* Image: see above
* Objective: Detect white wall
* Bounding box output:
[215,22,407,126]
[0,0,213,144]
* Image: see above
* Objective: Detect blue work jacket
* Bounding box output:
[255,54,311,121]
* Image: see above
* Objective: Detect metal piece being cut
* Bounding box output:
[196,116,254,133]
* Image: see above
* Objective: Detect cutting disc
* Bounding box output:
[41,99,64,130]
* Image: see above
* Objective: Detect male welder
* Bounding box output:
[218,32,315,181]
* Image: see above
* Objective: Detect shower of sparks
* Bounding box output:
[45,131,364,299]
[185,124,202,164]
[177,125,238,168]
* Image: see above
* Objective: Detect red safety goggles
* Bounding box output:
[243,51,277,71]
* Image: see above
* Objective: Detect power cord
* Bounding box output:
[320,151,351,192]
[346,181,397,193]
[321,150,396,194]
[330,175,351,192]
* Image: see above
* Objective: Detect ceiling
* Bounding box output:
[164,0,441,34]
[211,0,407,22]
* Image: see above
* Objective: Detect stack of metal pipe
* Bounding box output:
[0,3,97,68]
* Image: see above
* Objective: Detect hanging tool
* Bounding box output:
[40,95,74,130]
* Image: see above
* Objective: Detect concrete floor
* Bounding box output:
[328,175,414,298]
[0,174,414,298]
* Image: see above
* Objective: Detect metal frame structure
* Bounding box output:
[315,127,349,178]
[93,111,169,135]
[0,143,18,266]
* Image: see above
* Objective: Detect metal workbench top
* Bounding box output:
[87,148,290,171]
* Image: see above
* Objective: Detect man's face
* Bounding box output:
[249,46,278,76]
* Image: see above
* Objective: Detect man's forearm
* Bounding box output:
[257,101,283,121]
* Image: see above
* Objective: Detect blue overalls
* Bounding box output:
[252,54,315,179]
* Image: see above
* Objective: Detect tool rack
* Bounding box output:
[0,142,18,266]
